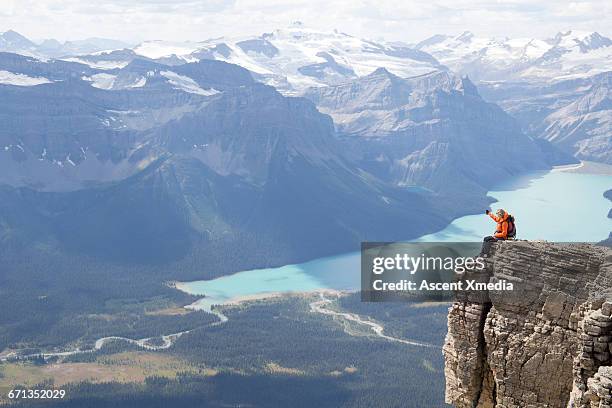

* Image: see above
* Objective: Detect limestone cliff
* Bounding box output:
[444,241,612,408]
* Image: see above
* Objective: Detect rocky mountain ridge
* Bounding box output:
[481,71,612,164]
[304,68,557,196]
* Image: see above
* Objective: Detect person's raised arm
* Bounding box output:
[486,210,501,222]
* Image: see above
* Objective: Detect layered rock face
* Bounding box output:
[481,71,612,165]
[444,241,612,407]
[304,69,553,197]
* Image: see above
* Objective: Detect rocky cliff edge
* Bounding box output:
[444,241,612,407]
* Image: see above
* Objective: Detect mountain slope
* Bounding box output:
[480,71,612,163]
[0,52,454,267]
[538,76,611,163]
[0,83,449,266]
[0,54,256,191]
[305,69,553,197]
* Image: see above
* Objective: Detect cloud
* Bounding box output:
[0,0,610,43]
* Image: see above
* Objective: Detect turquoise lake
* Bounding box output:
[178,168,611,311]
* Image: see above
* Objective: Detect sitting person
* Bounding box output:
[482,208,515,254]
[484,208,513,242]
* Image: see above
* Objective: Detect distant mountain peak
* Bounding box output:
[550,30,612,53]
[415,34,451,49]
[369,67,394,77]
[0,29,35,47]
[0,31,134,59]
[459,75,479,95]
[456,31,475,42]
[39,38,62,47]
[2,29,27,38]
[579,31,612,50]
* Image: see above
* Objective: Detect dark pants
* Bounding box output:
[481,236,500,255]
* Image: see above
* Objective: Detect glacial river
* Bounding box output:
[177,165,612,311]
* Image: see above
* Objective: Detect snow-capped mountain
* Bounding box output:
[416,30,612,83]
[0,53,255,191]
[133,40,202,60]
[416,31,550,74]
[129,22,442,94]
[5,27,611,88]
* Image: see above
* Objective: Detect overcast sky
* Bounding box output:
[1,0,610,44]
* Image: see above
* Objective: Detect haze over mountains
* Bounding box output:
[0,29,134,59]
[0,24,609,266]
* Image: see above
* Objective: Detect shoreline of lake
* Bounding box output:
[175,163,612,311]
[552,160,612,175]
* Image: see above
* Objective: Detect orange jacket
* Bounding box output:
[488,212,510,239]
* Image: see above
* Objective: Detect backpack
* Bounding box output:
[506,215,516,239]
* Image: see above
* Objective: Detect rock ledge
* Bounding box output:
[444,241,612,408]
